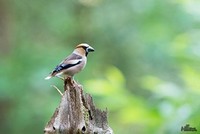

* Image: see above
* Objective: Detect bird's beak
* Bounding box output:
[87,46,95,52]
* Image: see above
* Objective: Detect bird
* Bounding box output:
[45,43,94,81]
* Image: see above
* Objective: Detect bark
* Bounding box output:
[44,78,113,134]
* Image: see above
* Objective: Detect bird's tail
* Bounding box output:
[45,74,52,80]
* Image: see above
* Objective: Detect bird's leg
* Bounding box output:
[65,76,77,87]
[71,77,77,84]
[71,77,81,88]
[69,76,74,85]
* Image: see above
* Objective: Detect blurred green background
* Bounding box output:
[1,0,200,134]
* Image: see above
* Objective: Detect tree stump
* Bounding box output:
[44,79,113,134]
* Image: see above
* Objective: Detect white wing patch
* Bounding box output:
[67,59,83,65]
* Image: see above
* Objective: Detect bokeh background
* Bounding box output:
[1,0,200,134]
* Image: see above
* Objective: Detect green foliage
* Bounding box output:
[85,66,161,133]
[1,0,200,134]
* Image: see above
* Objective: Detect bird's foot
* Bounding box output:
[64,77,76,88]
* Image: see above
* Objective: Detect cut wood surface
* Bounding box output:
[44,79,113,134]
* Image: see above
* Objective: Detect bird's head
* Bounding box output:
[75,43,94,56]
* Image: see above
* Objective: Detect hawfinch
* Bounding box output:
[45,43,94,80]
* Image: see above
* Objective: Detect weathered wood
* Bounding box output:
[44,79,113,134]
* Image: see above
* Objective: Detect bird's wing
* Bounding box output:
[52,53,83,74]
